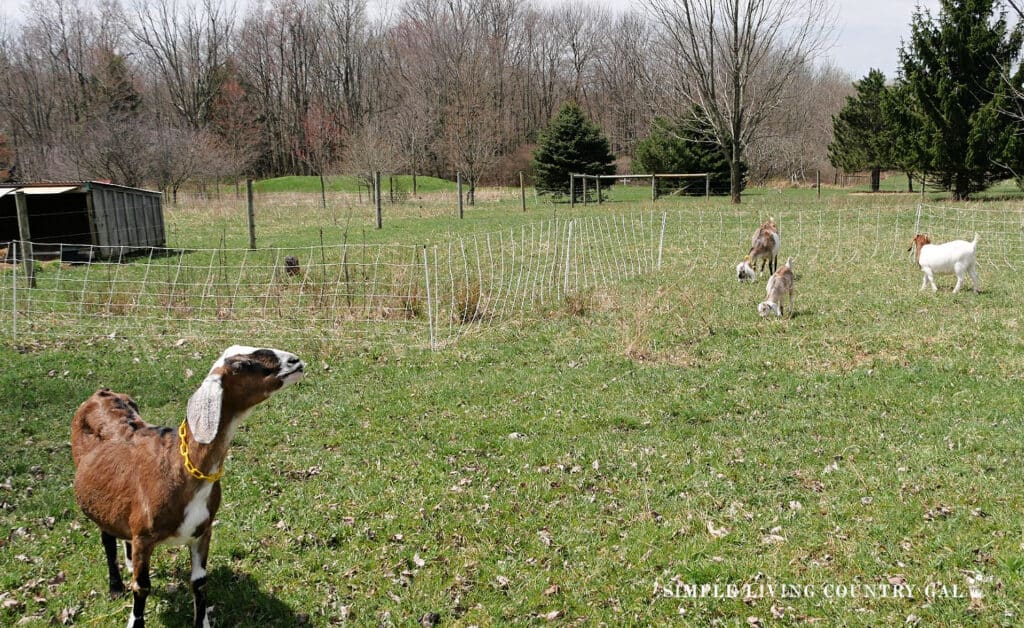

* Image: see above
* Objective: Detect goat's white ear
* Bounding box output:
[186,374,223,444]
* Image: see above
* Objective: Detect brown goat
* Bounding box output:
[748,217,781,274]
[72,346,305,627]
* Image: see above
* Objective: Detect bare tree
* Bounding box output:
[124,0,235,130]
[645,0,836,202]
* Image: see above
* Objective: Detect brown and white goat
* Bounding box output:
[71,346,304,628]
[758,257,794,317]
[907,233,980,293]
[737,217,781,281]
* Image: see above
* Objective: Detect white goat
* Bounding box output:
[908,233,980,293]
[737,217,780,281]
[758,257,794,317]
[71,346,305,628]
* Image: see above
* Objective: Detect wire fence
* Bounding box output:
[3,202,1022,349]
[1,211,667,349]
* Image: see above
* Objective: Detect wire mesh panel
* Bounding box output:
[1,211,668,348]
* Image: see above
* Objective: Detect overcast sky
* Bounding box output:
[0,0,942,79]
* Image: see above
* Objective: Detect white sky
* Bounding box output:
[0,0,942,80]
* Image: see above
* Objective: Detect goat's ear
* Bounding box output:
[187,374,223,444]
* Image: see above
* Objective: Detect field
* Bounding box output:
[2,179,1024,626]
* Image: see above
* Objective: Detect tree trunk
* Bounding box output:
[729,145,742,204]
[870,167,881,192]
[954,175,968,201]
[319,174,327,210]
[906,171,914,193]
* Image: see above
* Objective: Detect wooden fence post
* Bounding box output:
[651,175,657,202]
[457,172,464,219]
[519,171,526,212]
[569,175,575,209]
[246,179,256,250]
[14,191,35,288]
[375,171,383,228]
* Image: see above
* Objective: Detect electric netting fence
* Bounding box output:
[913,203,1024,269]
[1,211,667,349]
[5,203,1023,348]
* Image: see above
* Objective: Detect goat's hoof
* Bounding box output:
[108,582,126,599]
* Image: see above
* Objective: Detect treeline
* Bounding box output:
[0,0,851,195]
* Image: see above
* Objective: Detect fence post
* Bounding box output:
[816,170,821,199]
[582,177,588,206]
[569,175,575,209]
[15,191,36,288]
[423,245,435,350]
[11,240,17,339]
[658,212,667,271]
[519,171,526,212]
[563,219,574,294]
[457,172,464,219]
[246,179,256,250]
[375,171,383,229]
[597,176,602,205]
[705,173,710,198]
[651,175,657,202]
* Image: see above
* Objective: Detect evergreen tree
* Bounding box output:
[899,0,1024,199]
[533,102,615,199]
[880,80,930,192]
[828,69,891,192]
[633,115,739,195]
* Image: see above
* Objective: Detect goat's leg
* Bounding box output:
[101,531,125,598]
[190,531,213,628]
[970,265,980,293]
[127,538,154,628]
[952,274,964,293]
[124,540,133,575]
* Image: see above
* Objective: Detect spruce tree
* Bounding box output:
[900,0,1024,199]
[633,116,739,195]
[533,102,615,199]
[828,69,890,192]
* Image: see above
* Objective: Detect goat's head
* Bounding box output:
[907,234,931,252]
[907,234,931,264]
[187,346,305,443]
[757,300,779,317]
[736,258,755,282]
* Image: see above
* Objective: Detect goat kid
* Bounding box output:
[908,233,980,293]
[758,257,794,317]
[72,346,305,628]
[737,217,780,281]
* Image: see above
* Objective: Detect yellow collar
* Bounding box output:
[178,420,224,482]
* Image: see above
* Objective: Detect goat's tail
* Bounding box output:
[971,232,980,246]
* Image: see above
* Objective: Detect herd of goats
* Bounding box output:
[735,216,981,318]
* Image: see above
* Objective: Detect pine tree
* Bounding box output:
[533,102,615,199]
[828,70,891,192]
[900,0,1024,199]
[633,116,739,195]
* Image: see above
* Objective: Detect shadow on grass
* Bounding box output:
[157,567,305,627]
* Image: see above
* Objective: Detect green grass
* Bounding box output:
[3,186,1024,625]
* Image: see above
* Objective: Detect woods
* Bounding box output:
[0,0,850,197]
[1,0,1021,201]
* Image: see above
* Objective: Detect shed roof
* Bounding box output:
[0,181,161,195]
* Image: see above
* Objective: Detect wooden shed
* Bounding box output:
[0,181,164,260]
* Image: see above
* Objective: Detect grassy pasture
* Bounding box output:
[2,184,1024,626]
